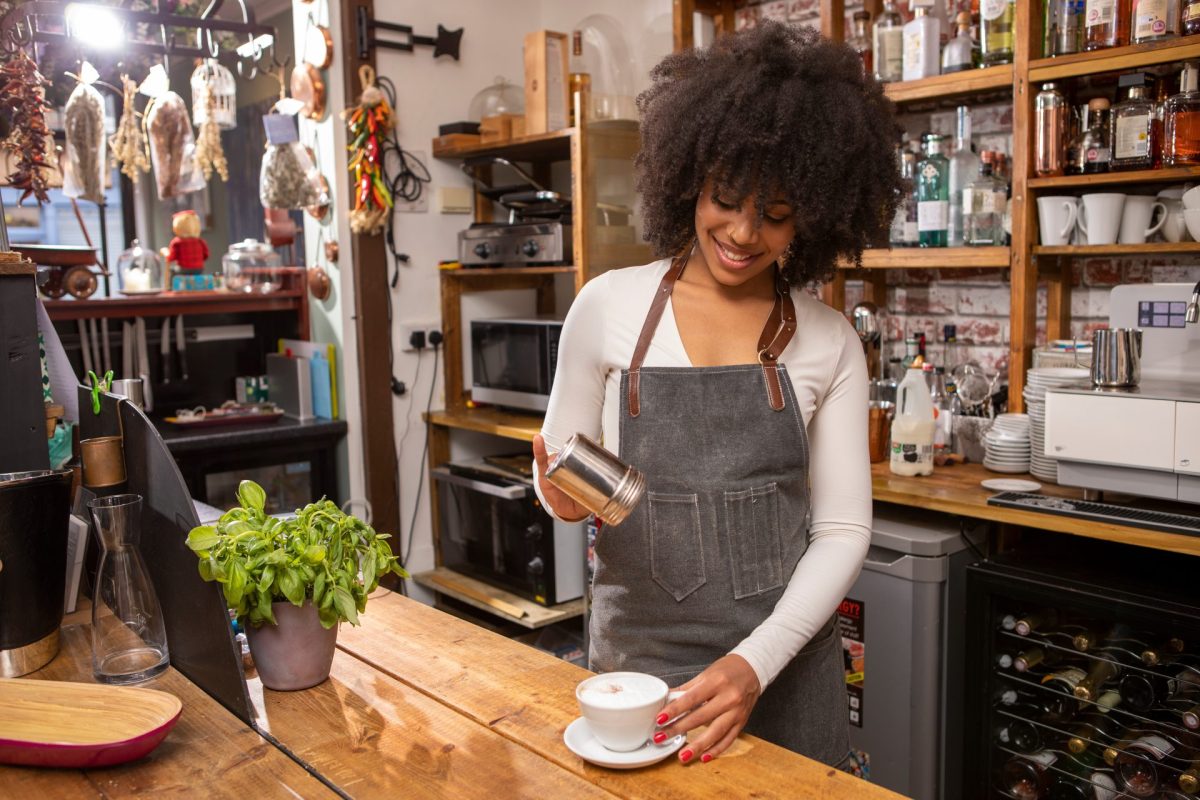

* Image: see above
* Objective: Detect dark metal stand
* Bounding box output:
[354,7,462,61]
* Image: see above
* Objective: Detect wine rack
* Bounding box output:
[964,546,1200,799]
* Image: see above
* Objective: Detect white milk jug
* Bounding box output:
[890,367,935,476]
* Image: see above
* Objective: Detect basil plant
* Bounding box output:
[186,480,408,629]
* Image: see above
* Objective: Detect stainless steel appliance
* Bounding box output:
[1044,283,1200,506]
[432,459,584,606]
[470,317,562,412]
[458,220,571,266]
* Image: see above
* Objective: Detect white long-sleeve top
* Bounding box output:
[535,258,873,690]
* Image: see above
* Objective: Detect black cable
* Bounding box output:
[960,518,987,563]
[392,352,422,598]
[403,344,439,576]
[374,75,431,282]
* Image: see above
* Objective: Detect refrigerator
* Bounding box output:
[963,536,1200,799]
[842,504,987,799]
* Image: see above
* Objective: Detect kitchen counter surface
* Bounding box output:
[871,461,1200,558]
[4,592,903,799]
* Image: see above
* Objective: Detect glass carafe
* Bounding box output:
[88,494,169,684]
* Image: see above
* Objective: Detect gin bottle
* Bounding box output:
[873,1,905,82]
[963,151,1005,246]
[917,133,949,247]
[948,106,980,247]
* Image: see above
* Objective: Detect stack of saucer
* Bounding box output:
[983,413,1032,474]
[1023,367,1090,483]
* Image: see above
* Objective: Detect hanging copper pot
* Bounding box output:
[307,174,331,221]
[324,240,339,264]
[307,266,331,301]
[290,63,326,121]
[304,24,334,71]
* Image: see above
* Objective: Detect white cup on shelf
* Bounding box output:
[1078,193,1126,246]
[1118,195,1167,244]
[1037,196,1079,246]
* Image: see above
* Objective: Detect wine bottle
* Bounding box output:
[1047,749,1114,800]
[1076,657,1123,702]
[1143,636,1187,666]
[1016,645,1063,673]
[1043,667,1089,720]
[1001,704,1054,754]
[1068,710,1124,755]
[1016,609,1060,636]
[1001,751,1057,800]
[1113,730,1189,796]
[1180,757,1200,794]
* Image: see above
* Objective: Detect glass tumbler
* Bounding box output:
[87,494,169,684]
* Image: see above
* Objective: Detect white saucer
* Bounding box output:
[563,717,686,769]
[984,460,1030,474]
[981,478,1042,493]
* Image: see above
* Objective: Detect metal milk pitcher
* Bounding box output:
[1091,328,1142,388]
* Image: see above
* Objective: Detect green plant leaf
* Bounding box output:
[258,564,276,592]
[237,480,267,513]
[317,605,339,629]
[223,561,248,607]
[186,526,220,552]
[313,571,326,603]
[303,544,326,564]
[257,589,276,625]
[333,586,359,625]
[197,558,214,582]
[362,548,377,590]
[279,567,305,606]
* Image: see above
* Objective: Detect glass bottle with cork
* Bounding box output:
[1113,72,1162,170]
[942,11,977,73]
[873,0,905,83]
[917,132,950,248]
[1085,0,1134,49]
[964,150,1006,246]
[1165,62,1200,166]
[847,10,873,77]
[1080,97,1115,173]
[1187,0,1200,33]
[1132,0,1182,42]
[980,0,1016,65]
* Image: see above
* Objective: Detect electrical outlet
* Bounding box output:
[399,320,441,351]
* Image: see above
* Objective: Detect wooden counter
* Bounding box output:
[4,593,903,800]
[871,462,1200,558]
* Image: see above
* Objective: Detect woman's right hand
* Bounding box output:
[533,434,590,522]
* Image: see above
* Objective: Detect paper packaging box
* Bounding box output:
[524,30,569,134]
[267,352,314,421]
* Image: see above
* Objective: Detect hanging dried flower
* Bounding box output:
[0,51,53,205]
[109,76,150,183]
[195,90,229,182]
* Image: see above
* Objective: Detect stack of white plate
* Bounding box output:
[1023,367,1090,483]
[983,413,1032,474]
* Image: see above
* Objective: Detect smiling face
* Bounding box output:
[692,179,797,289]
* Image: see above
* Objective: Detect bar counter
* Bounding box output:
[3,592,904,799]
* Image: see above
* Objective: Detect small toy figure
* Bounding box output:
[162,210,214,291]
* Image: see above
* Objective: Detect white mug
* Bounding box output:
[576,672,683,752]
[1037,196,1078,246]
[1078,193,1126,246]
[1118,195,1167,244]
[1156,189,1191,242]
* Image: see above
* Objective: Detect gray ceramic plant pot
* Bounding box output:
[245,600,338,691]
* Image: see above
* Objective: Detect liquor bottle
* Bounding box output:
[963,151,1007,246]
[1187,0,1200,33]
[917,133,950,247]
[1132,0,1181,42]
[1113,73,1162,170]
[1047,0,1086,55]
[1081,97,1114,173]
[1036,83,1069,177]
[1085,0,1133,49]
[948,106,979,247]
[1075,656,1122,702]
[1016,609,1061,637]
[1066,101,1091,174]
[1165,63,1200,167]
[1068,710,1124,755]
[873,0,906,82]
[1001,751,1058,800]
[848,11,874,77]
[891,146,920,247]
[901,337,921,371]
[568,31,591,128]
[930,366,951,455]
[942,12,977,73]
[980,0,1015,65]
[903,2,941,82]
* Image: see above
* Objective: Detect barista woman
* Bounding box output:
[533,22,902,766]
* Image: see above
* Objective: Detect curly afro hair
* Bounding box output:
[635,22,904,285]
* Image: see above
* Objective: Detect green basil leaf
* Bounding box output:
[333,586,359,625]
[362,549,376,591]
[317,605,339,629]
[258,564,276,592]
[186,526,220,552]
[279,567,305,606]
[303,544,326,565]
[237,480,267,513]
[197,558,214,582]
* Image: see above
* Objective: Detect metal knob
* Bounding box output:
[522,240,540,257]
[526,556,544,577]
[524,523,542,541]
[473,242,491,258]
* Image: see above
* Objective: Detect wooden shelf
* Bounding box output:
[1035,242,1200,256]
[426,406,544,442]
[883,64,1014,105]
[850,246,1011,270]
[432,128,575,161]
[412,567,583,629]
[439,266,576,278]
[1029,35,1200,82]
[44,289,306,322]
[1029,166,1200,189]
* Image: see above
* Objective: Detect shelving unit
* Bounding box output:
[882,64,1014,105]
[853,246,1011,270]
[1035,243,1200,257]
[1028,36,1200,81]
[424,407,542,442]
[1028,165,1200,189]
[412,567,583,629]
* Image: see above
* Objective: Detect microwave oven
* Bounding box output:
[432,460,584,606]
[470,317,562,412]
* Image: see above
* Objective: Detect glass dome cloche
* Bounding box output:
[572,14,637,122]
[116,240,165,295]
[467,76,525,122]
[222,239,283,294]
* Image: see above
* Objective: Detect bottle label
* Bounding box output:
[903,220,919,243]
[982,0,1011,21]
[1116,113,1152,158]
[917,200,948,231]
[1091,771,1119,800]
[1044,667,1087,690]
[1135,0,1172,38]
[1188,5,1200,23]
[1130,734,1175,760]
[875,27,902,77]
[994,190,1008,216]
[1026,749,1058,767]
[1086,0,1116,27]
[1085,146,1112,164]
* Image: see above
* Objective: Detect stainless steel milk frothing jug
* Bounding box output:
[1091,327,1142,388]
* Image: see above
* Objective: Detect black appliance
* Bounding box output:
[432,460,584,606]
[964,538,1200,799]
[470,317,562,412]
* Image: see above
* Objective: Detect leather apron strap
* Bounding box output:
[627,254,797,416]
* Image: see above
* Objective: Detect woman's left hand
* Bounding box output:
[654,654,762,764]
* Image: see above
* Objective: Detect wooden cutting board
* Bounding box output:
[0,677,182,768]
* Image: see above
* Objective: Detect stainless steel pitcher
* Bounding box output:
[1091,328,1142,388]
[544,433,645,526]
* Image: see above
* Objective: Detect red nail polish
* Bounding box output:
[653,732,667,743]
[655,712,669,725]
[701,753,713,763]
[680,749,694,763]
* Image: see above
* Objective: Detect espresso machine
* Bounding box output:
[1043,283,1200,506]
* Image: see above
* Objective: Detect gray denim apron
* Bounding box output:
[589,255,849,765]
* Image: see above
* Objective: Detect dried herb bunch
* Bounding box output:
[0,51,53,205]
[146,91,194,199]
[195,89,228,182]
[110,76,150,183]
[63,80,106,203]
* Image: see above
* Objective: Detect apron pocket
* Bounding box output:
[723,482,783,600]
[648,492,706,602]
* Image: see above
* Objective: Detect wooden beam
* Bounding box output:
[821,0,845,41]
[1045,266,1072,343]
[821,272,847,313]
[673,0,694,52]
[1008,0,1037,413]
[340,0,400,540]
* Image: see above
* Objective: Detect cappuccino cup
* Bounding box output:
[576,672,682,752]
